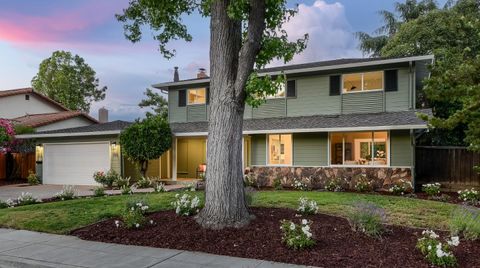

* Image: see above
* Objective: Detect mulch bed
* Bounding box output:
[72,207,480,268]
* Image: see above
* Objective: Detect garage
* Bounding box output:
[43,142,111,185]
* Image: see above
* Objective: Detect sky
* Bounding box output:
[0,0,446,121]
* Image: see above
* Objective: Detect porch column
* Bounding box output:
[172,137,177,181]
[241,136,245,170]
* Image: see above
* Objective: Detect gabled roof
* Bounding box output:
[170,109,432,135]
[16,120,132,139]
[12,111,98,128]
[0,88,70,112]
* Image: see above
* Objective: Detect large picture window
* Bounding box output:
[343,71,383,93]
[268,134,292,165]
[187,88,207,105]
[330,131,388,166]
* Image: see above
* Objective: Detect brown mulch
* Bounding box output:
[72,207,480,268]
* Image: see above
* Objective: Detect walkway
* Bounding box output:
[0,229,310,268]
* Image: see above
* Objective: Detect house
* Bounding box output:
[151,55,433,190]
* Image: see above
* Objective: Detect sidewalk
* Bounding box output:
[0,229,311,268]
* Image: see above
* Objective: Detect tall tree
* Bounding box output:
[138,88,168,118]
[117,0,307,229]
[31,50,107,112]
[356,0,438,57]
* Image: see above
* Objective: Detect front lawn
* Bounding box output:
[0,191,458,234]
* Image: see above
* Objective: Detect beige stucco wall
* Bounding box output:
[35,117,93,132]
[0,94,63,119]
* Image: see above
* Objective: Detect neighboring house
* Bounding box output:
[151,55,433,190]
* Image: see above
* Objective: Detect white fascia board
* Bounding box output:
[173,124,428,136]
[152,55,434,89]
[16,130,121,139]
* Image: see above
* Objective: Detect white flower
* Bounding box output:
[135,223,140,228]
[149,220,154,225]
[447,236,460,247]
[114,220,120,228]
[301,219,308,225]
[289,222,295,230]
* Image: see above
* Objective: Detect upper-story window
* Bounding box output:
[343,71,383,93]
[188,88,207,105]
[266,83,286,99]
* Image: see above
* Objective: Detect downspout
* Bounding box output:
[409,61,413,110]
[411,129,417,192]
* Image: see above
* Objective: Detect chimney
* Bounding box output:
[98,107,108,123]
[173,66,179,82]
[197,68,208,78]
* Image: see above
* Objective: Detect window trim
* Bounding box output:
[266,133,293,166]
[328,131,390,167]
[187,88,207,105]
[342,71,384,94]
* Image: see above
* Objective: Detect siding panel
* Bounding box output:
[342,91,384,114]
[390,130,412,166]
[386,68,410,111]
[252,99,285,118]
[187,105,207,122]
[293,133,328,166]
[251,135,266,165]
[169,90,187,123]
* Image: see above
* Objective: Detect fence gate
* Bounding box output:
[415,146,480,190]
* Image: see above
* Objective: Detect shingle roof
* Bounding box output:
[33,120,132,135]
[0,88,70,111]
[12,111,98,128]
[170,109,431,134]
[258,58,381,74]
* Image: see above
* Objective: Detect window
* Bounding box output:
[25,95,30,100]
[330,131,388,166]
[343,71,383,93]
[268,134,292,165]
[266,82,286,99]
[187,88,207,105]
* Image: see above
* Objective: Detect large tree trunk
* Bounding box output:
[196,0,265,229]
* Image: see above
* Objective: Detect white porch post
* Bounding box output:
[241,136,245,170]
[172,137,177,181]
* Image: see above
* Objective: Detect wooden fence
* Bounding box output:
[0,153,35,180]
[416,146,480,189]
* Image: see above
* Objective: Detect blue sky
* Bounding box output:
[0,0,446,121]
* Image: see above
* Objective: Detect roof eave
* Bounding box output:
[16,130,122,139]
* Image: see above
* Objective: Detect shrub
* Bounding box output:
[354,175,373,192]
[324,178,345,192]
[297,197,318,215]
[184,182,196,192]
[0,200,9,209]
[11,192,40,206]
[27,170,39,185]
[450,206,480,241]
[292,178,309,191]
[171,193,201,216]
[244,174,257,188]
[422,183,441,197]
[114,176,131,189]
[120,185,133,195]
[416,230,459,267]
[457,188,479,205]
[122,200,149,228]
[153,182,166,193]
[348,202,386,238]
[388,179,413,195]
[93,186,106,197]
[272,177,283,190]
[93,170,118,188]
[280,219,315,250]
[245,187,256,207]
[135,177,152,189]
[54,185,76,200]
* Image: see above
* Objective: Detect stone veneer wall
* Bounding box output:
[247,166,412,191]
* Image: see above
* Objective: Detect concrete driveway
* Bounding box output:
[0,184,184,201]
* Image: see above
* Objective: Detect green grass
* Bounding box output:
[0,191,459,234]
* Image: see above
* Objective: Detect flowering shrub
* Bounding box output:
[0,119,15,152]
[297,197,318,215]
[171,193,201,216]
[185,182,196,191]
[416,230,459,267]
[348,202,386,238]
[8,192,40,207]
[54,185,76,200]
[324,178,345,192]
[27,170,40,185]
[457,188,479,205]
[354,175,373,192]
[93,186,106,197]
[422,183,441,197]
[450,206,480,241]
[292,178,309,191]
[135,177,152,189]
[114,176,131,189]
[280,219,315,250]
[388,179,413,195]
[93,170,119,188]
[154,182,166,193]
[122,200,150,229]
[120,185,133,195]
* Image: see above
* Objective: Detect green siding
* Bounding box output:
[342,91,384,114]
[390,130,413,166]
[252,99,285,118]
[251,135,266,165]
[244,104,253,119]
[287,76,341,116]
[293,133,328,166]
[187,105,207,122]
[386,68,410,111]
[168,90,187,123]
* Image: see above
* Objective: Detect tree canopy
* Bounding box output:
[138,88,168,118]
[31,50,107,112]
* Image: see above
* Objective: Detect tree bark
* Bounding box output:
[196,0,266,229]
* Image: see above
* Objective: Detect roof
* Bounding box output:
[0,88,70,111]
[152,55,434,89]
[170,109,432,136]
[16,120,132,139]
[12,111,98,128]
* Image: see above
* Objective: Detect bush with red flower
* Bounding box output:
[0,119,15,152]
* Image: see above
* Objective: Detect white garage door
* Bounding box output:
[43,142,111,185]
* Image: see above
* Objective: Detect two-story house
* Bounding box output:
[153,55,433,190]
